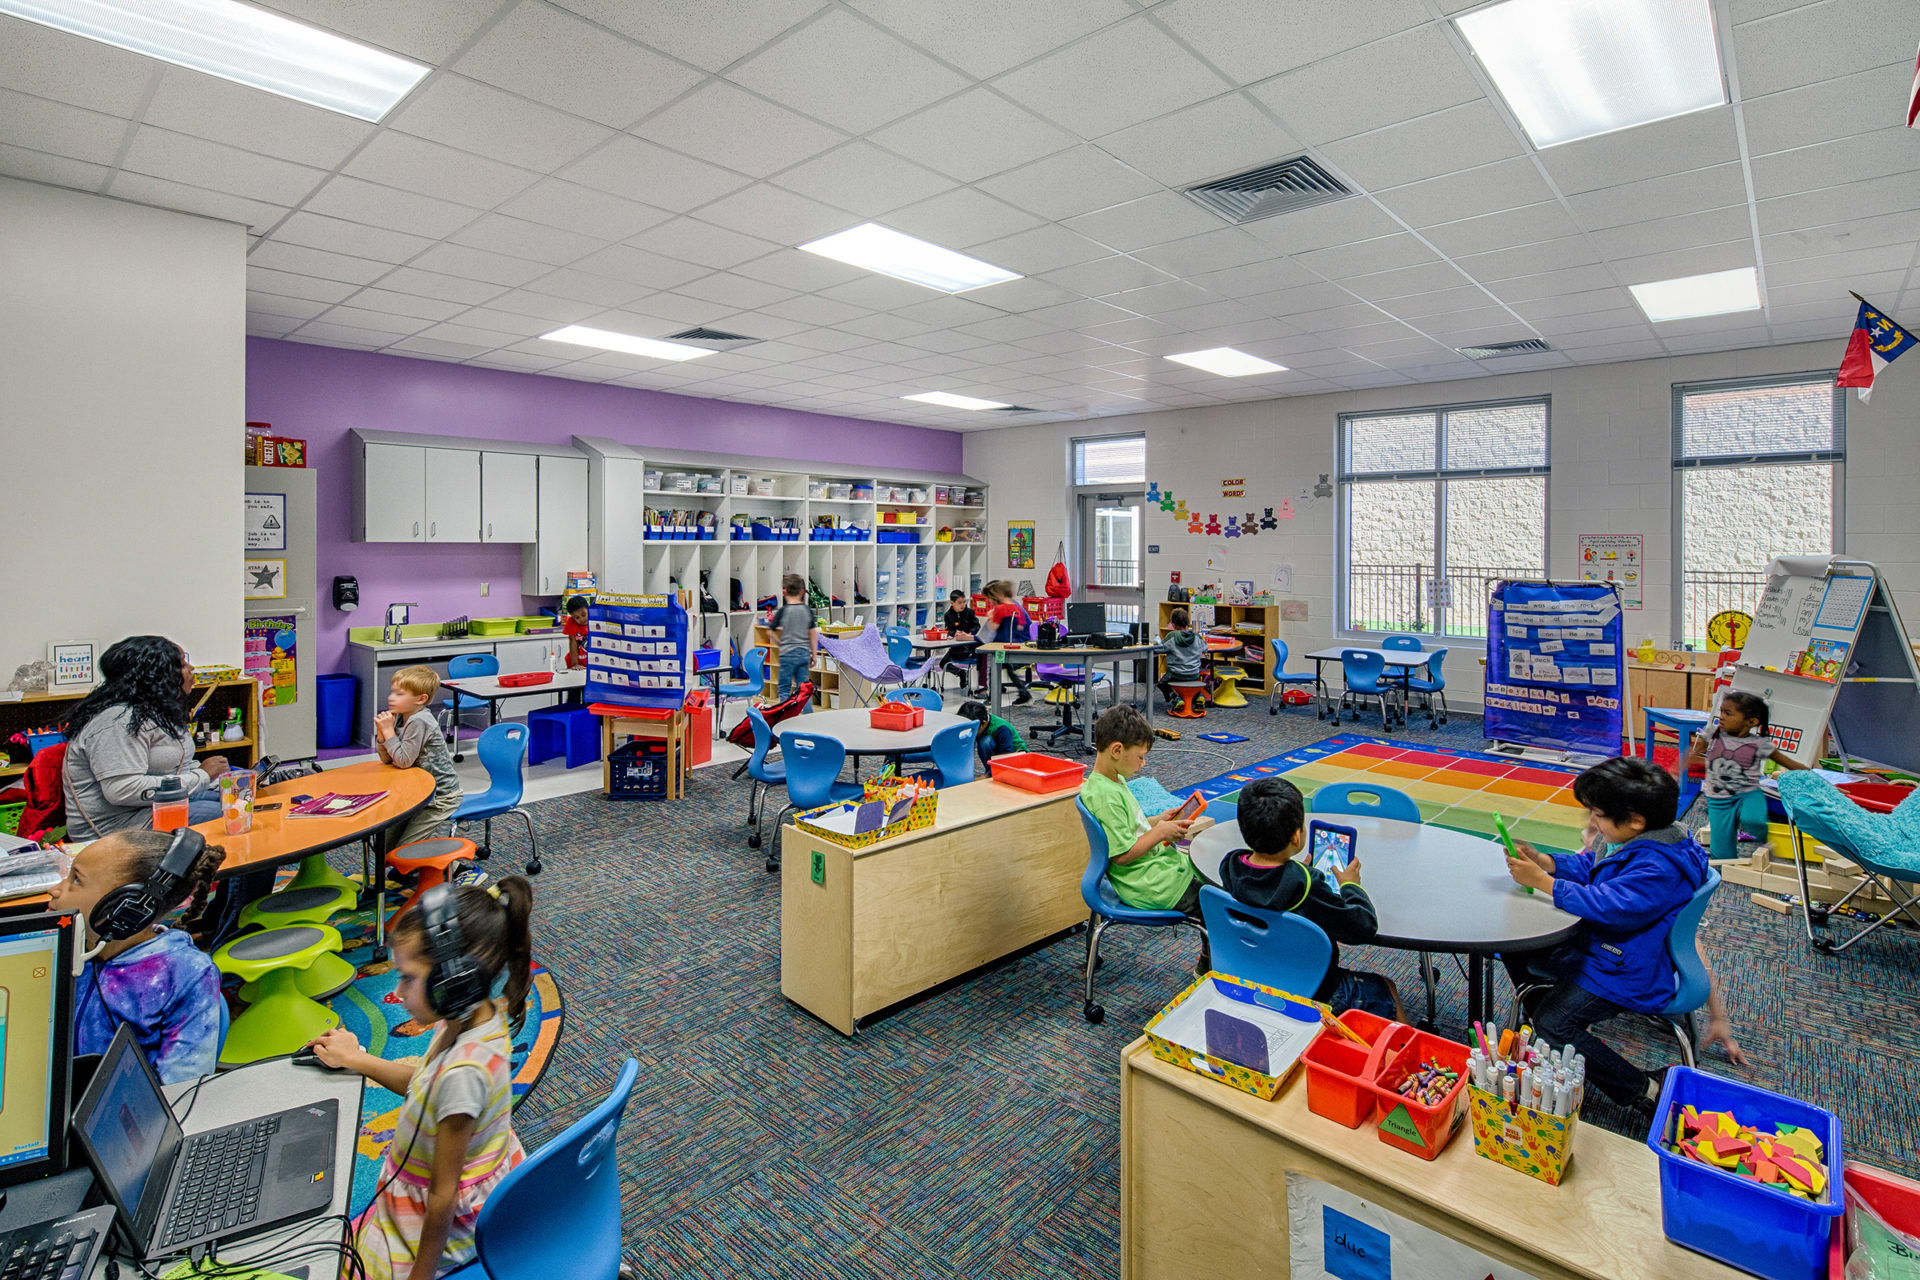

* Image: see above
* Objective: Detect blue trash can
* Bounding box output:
[315,673,357,749]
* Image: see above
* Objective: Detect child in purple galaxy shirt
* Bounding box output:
[50,829,226,1083]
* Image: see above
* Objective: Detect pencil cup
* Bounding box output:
[1467,1084,1579,1186]
[220,769,257,835]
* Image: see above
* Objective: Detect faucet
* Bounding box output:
[383,602,419,644]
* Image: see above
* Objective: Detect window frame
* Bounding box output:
[1336,394,1552,640]
[1066,431,1146,609]
[1669,372,1846,646]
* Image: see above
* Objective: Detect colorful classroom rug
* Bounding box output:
[1184,732,1593,853]
[311,905,566,1212]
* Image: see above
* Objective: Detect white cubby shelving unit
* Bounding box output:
[575,437,989,668]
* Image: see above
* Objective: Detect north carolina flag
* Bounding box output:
[1836,300,1916,403]
[1910,42,1919,127]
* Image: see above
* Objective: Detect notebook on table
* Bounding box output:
[286,792,388,819]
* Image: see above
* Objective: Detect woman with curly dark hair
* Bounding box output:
[61,636,229,837]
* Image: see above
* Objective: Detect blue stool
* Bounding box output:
[526,705,601,770]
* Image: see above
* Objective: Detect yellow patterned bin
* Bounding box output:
[1467,1084,1581,1185]
[1143,972,1329,1101]
[792,777,938,850]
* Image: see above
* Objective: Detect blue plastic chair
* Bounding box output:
[885,633,914,666]
[743,707,786,851]
[451,723,540,875]
[445,653,500,761]
[715,647,770,739]
[1076,797,1206,1024]
[1381,634,1424,651]
[887,687,943,712]
[911,721,977,788]
[1198,885,1333,998]
[1264,638,1322,717]
[1405,648,1450,728]
[1310,782,1420,824]
[768,730,863,872]
[442,1058,639,1280]
[1336,650,1396,727]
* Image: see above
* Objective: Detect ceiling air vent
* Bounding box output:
[663,327,761,350]
[1183,155,1354,225]
[990,405,1037,414]
[1457,339,1553,359]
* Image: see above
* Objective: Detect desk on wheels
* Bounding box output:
[781,778,1084,1034]
[1188,816,1578,1026]
[1121,1038,1744,1280]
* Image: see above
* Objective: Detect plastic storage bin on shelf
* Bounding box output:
[467,618,518,636]
[1648,1067,1843,1280]
[1302,1009,1397,1128]
[315,673,356,749]
[1368,1023,1470,1160]
[987,752,1088,793]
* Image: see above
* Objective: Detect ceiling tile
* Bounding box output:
[1510,287,1635,321]
[1154,0,1429,87]
[760,293,869,325]
[1764,244,1915,286]
[673,272,797,311]
[1739,61,1912,156]
[0,143,108,191]
[1373,157,1554,228]
[142,68,370,169]
[975,145,1159,222]
[1564,164,1748,231]
[1248,24,1483,146]
[1456,236,1602,282]
[344,288,470,321]
[1062,191,1224,252]
[1759,208,1920,259]
[344,131,538,207]
[0,88,130,165]
[1586,205,1751,260]
[771,141,953,216]
[252,0,501,64]
[967,224,1113,275]
[374,265,511,304]
[449,213,606,265]
[569,243,713,289]
[1420,202,1579,259]
[1487,265,1619,302]
[0,16,152,115]
[391,334,497,359]
[1105,279,1213,315]
[885,188,1043,250]
[844,0,1128,80]
[285,323,386,349]
[870,88,1075,183]
[1537,107,1740,195]
[391,73,614,172]
[311,305,431,336]
[1188,256,1316,298]
[728,10,969,134]
[731,248,865,291]
[626,216,780,269]
[1756,172,1920,237]
[1242,197,1401,253]
[956,275,1081,311]
[483,289,603,322]
[1132,227,1275,275]
[550,0,829,73]
[1239,281,1355,318]
[247,292,332,321]
[270,213,433,264]
[454,3,704,128]
[695,182,852,242]
[559,135,752,211]
[405,242,550,287]
[635,80,846,178]
[245,266,359,303]
[1750,127,1920,200]
[994,17,1229,138]
[892,295,1005,327]
[1608,241,1755,288]
[303,175,479,239]
[1294,232,1438,279]
[523,266,648,306]
[1093,93,1302,188]
[1321,100,1524,191]
[497,179,672,241]
[109,173,287,230]
[1733,0,1906,97]
[1343,260,1472,302]
[121,127,326,205]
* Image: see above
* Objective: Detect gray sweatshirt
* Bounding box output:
[375,709,462,807]
[61,706,209,839]
[1162,629,1205,680]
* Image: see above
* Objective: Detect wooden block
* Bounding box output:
[1749,892,1792,914]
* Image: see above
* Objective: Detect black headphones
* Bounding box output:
[91,828,206,942]
[418,884,488,1019]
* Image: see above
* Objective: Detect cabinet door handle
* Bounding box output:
[430,521,437,537]
[487,522,493,538]
[413,521,420,538]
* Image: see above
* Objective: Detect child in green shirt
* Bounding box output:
[957,699,1026,766]
[1079,705,1208,970]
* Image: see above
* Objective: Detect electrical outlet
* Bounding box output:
[480,582,490,596]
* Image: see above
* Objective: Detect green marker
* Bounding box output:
[1496,814,1534,894]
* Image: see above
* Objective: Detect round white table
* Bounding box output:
[782,707,969,758]
[1188,815,1580,1026]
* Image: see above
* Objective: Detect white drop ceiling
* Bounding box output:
[2,0,1916,430]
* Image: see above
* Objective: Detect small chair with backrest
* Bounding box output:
[767,730,864,873]
[743,707,786,850]
[1199,885,1333,998]
[1379,634,1424,717]
[441,1058,640,1280]
[1511,868,1722,1067]
[1336,650,1396,728]
[452,723,540,876]
[1311,782,1430,1020]
[911,721,978,789]
[714,647,771,739]
[445,653,500,762]
[888,686,944,764]
[1076,797,1208,1025]
[1265,639,1324,718]
[885,632,915,667]
[1405,648,1450,728]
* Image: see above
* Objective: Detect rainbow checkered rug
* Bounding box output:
[1186,732,1590,853]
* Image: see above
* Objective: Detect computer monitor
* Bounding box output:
[1067,602,1107,637]
[0,911,75,1187]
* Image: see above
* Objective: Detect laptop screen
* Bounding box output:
[74,1026,180,1231]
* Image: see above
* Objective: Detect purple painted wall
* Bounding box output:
[245,338,965,675]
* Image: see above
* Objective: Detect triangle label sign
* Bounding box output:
[1379,1103,1426,1148]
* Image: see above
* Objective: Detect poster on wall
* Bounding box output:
[244,559,286,600]
[1287,1174,1542,1280]
[46,641,97,688]
[1007,521,1035,570]
[244,617,298,707]
[244,492,286,551]
[1578,533,1643,609]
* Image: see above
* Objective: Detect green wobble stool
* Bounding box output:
[215,924,344,1067]
[235,854,359,932]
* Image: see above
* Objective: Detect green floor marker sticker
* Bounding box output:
[811,849,825,884]
[1378,1102,1426,1148]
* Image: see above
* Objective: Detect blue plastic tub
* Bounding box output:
[315,673,356,749]
[1647,1067,1843,1280]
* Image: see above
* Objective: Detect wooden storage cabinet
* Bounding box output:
[0,680,261,783]
[1156,601,1280,693]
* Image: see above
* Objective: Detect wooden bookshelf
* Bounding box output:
[1157,602,1280,694]
[1,679,262,779]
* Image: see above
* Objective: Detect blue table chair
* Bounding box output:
[743,706,785,851]
[445,653,500,762]
[768,730,863,873]
[886,687,943,712]
[1405,648,1450,728]
[451,724,540,876]
[1199,885,1333,997]
[714,647,770,739]
[1264,639,1322,717]
[911,721,977,789]
[1076,797,1207,1024]
[1335,650,1397,728]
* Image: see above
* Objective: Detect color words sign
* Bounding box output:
[1222,477,1246,498]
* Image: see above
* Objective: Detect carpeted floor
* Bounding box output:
[473,693,1918,1277]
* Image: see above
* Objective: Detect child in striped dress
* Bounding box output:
[309,877,534,1279]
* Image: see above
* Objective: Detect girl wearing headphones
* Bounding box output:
[49,828,226,1083]
[307,876,534,1280]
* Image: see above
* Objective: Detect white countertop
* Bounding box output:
[349,633,562,656]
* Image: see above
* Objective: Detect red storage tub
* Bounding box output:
[1837,780,1915,814]
[497,671,553,688]
[1302,1009,1396,1129]
[1828,1162,1920,1278]
[1369,1024,1471,1160]
[988,752,1089,794]
[869,703,924,731]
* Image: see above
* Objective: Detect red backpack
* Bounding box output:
[19,743,66,841]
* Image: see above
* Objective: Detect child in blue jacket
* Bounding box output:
[1502,756,1707,1115]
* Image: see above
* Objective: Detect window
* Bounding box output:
[1073,434,1145,485]
[1673,374,1843,647]
[1093,504,1139,587]
[1339,398,1549,638]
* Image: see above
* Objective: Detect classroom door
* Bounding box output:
[1078,493,1143,627]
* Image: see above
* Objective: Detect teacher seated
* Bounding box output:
[62,635,229,838]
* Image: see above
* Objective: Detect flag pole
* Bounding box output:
[1850,290,1867,303]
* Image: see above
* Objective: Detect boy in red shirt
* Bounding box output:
[561,596,589,669]
[982,580,1033,705]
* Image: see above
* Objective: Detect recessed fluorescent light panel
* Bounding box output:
[541,325,715,361]
[800,224,1020,294]
[903,392,1011,411]
[1165,348,1288,377]
[1627,267,1761,323]
[1455,0,1725,148]
[0,0,429,121]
